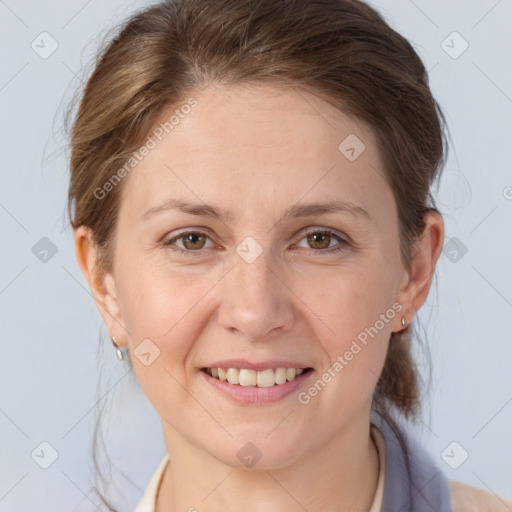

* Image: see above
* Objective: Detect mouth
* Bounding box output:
[199,365,315,405]
[200,366,314,387]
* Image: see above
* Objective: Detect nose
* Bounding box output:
[217,249,295,341]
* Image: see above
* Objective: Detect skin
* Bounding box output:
[74,83,444,511]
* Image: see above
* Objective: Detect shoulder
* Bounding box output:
[449,479,512,512]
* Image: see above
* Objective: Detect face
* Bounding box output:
[82,83,417,468]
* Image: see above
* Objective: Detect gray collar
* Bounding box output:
[371,412,452,512]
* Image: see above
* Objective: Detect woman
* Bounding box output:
[67,0,511,510]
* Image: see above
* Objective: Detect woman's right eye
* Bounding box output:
[163,231,214,255]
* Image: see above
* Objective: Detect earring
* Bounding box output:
[401,316,406,331]
[111,336,124,361]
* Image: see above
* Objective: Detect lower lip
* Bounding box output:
[199,369,315,405]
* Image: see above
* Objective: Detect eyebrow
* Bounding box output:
[141,198,370,222]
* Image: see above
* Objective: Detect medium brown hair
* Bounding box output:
[66,0,447,508]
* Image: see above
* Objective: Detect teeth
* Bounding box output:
[286,368,296,381]
[226,368,239,385]
[275,367,287,385]
[257,369,275,388]
[239,369,257,386]
[205,367,308,387]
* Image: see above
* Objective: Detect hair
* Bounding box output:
[65,0,448,509]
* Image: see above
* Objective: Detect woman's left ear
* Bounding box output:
[395,209,445,322]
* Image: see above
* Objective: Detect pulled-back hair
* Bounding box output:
[66,0,448,508]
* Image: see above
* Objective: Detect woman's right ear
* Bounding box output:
[73,225,125,341]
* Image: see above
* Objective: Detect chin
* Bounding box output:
[207,428,307,470]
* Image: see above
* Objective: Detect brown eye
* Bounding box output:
[164,231,213,255]
[306,232,332,250]
[181,232,206,250]
[296,229,349,255]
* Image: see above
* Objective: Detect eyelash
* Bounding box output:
[162,228,350,257]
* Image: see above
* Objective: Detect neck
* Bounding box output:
[155,408,380,512]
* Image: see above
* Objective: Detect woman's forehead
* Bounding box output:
[150,83,373,154]
[121,84,387,211]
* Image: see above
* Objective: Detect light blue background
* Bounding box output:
[1,0,511,510]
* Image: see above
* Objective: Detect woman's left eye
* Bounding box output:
[163,229,349,256]
[295,229,349,254]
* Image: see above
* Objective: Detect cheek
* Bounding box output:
[115,262,216,390]
[304,261,396,341]
[118,259,215,338]
[298,263,396,393]
[119,284,222,432]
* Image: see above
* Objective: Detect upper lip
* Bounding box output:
[202,359,312,371]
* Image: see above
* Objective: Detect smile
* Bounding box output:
[202,367,313,387]
[200,366,315,405]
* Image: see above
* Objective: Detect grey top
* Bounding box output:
[372,411,452,512]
